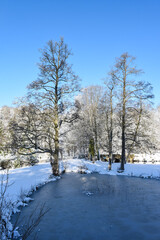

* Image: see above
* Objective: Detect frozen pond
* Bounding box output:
[15,173,160,240]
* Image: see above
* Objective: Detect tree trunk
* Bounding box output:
[92,155,95,163]
[121,122,125,171]
[108,89,113,171]
[108,151,112,171]
[52,75,60,176]
[52,121,59,176]
[127,103,142,161]
[120,68,126,171]
[94,117,99,160]
[108,128,113,170]
[52,151,59,176]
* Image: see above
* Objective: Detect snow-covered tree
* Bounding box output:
[71,86,104,159]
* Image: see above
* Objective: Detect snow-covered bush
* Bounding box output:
[0,171,17,239]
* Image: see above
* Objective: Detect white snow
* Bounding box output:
[1,163,54,204]
[0,162,63,239]
[63,158,160,179]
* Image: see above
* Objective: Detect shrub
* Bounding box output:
[0,160,12,170]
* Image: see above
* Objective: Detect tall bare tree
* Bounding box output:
[22,38,80,175]
[112,53,153,171]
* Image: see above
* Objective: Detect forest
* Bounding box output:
[0,38,159,176]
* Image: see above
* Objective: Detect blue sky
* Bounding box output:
[0,0,160,107]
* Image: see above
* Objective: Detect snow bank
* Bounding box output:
[134,153,160,164]
[63,159,160,179]
[1,163,53,204]
[0,162,64,239]
[0,161,66,204]
[63,158,85,173]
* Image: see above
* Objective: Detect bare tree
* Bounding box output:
[9,104,49,156]
[111,53,153,171]
[104,75,116,170]
[11,38,80,176]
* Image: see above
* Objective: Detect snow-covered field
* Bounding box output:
[1,159,160,239]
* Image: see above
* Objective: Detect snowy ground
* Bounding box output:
[64,158,160,178]
[0,162,64,239]
[1,159,160,238]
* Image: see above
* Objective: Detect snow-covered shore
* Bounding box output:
[2,159,160,207]
[64,158,160,178]
[1,159,160,239]
[0,162,63,239]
